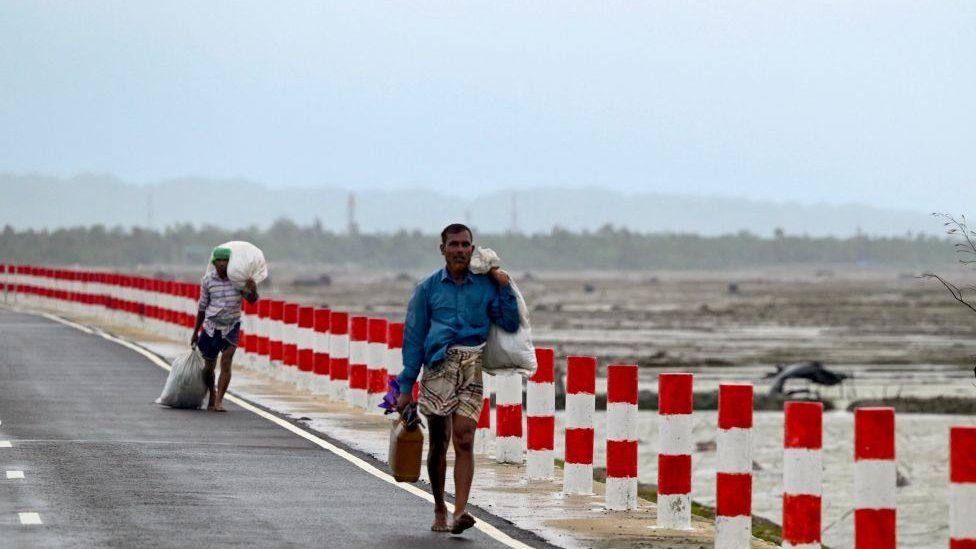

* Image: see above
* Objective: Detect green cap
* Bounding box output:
[210,246,231,263]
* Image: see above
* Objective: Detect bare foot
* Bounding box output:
[431,509,449,532]
[212,403,226,413]
[450,512,476,535]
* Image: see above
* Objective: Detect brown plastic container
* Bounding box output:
[389,416,424,482]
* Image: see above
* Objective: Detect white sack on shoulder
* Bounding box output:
[205,240,269,290]
[469,247,537,378]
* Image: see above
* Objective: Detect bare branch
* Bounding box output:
[918,273,976,315]
[935,213,976,266]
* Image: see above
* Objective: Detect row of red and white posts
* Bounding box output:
[3,265,976,548]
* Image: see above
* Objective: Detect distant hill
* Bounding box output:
[0,173,937,237]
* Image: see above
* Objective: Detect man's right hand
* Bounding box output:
[396,392,413,413]
[190,331,198,348]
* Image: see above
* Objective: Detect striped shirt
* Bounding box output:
[198,271,243,336]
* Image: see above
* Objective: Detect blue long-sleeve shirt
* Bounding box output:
[398,268,520,395]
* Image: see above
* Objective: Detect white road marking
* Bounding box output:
[0,441,11,448]
[6,470,25,479]
[18,512,42,525]
[42,312,532,549]
[40,313,94,334]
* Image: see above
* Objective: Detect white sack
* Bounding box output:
[205,240,269,290]
[469,247,537,377]
[156,348,208,409]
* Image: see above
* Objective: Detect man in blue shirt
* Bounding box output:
[396,223,519,534]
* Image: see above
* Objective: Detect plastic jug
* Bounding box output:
[388,404,424,482]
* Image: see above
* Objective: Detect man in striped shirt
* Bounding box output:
[191,247,259,412]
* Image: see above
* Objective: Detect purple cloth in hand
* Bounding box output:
[378,377,400,413]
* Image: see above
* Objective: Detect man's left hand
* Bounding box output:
[395,392,413,413]
[244,278,257,292]
[489,267,511,287]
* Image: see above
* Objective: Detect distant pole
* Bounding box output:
[146,191,154,230]
[509,192,519,235]
[347,193,359,235]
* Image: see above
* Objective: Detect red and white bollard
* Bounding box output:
[255,299,271,373]
[853,407,896,549]
[563,356,596,494]
[387,322,404,395]
[311,308,331,395]
[297,306,315,389]
[329,312,350,402]
[268,300,285,379]
[387,322,404,374]
[119,273,130,319]
[526,348,556,480]
[475,374,493,454]
[782,401,823,549]
[282,303,300,383]
[606,363,638,510]
[161,280,176,339]
[715,383,753,546]
[657,372,693,529]
[950,426,976,548]
[238,299,253,367]
[145,277,160,333]
[366,318,388,414]
[347,316,369,409]
[181,282,197,338]
[495,371,523,464]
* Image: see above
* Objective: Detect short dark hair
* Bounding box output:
[441,223,473,244]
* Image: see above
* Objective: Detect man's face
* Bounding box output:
[213,259,229,277]
[440,230,473,270]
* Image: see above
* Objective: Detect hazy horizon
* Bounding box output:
[1,169,944,215]
[0,172,949,237]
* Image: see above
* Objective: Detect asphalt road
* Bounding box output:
[0,309,536,548]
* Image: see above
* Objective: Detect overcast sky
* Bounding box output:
[1,1,973,212]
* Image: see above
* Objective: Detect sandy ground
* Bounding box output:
[238,264,976,372]
[210,264,976,400]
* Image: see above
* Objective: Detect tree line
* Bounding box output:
[0,220,954,271]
